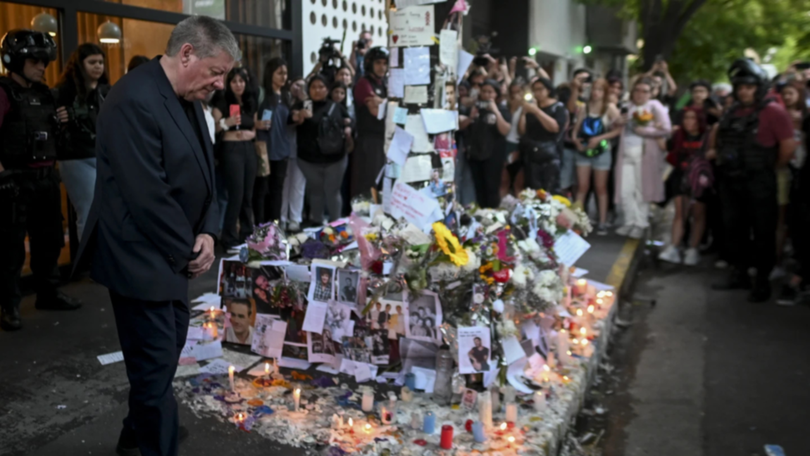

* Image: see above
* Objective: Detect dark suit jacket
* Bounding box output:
[75,58,218,302]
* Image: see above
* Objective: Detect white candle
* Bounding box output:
[293,387,301,411]
[502,385,516,404]
[505,402,518,423]
[228,365,235,391]
[347,417,354,431]
[401,386,413,402]
[361,388,374,412]
[557,329,569,363]
[209,306,216,320]
[533,390,546,411]
[490,387,500,413]
[478,389,493,429]
[264,362,270,378]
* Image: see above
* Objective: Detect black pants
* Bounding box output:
[264,158,288,223]
[524,159,561,195]
[111,291,189,456]
[220,141,257,247]
[717,168,778,282]
[469,150,506,208]
[0,167,63,313]
[350,134,385,199]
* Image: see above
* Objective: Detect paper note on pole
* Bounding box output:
[387,127,414,165]
[389,47,399,67]
[405,114,434,152]
[554,229,591,267]
[388,69,405,98]
[376,99,388,120]
[400,154,433,183]
[457,50,474,85]
[403,85,429,105]
[403,47,431,85]
[395,0,447,8]
[439,29,458,68]
[393,106,409,125]
[390,181,442,229]
[420,109,458,134]
[302,300,328,334]
[389,5,435,47]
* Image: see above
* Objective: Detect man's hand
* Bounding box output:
[189,234,215,279]
[56,106,69,123]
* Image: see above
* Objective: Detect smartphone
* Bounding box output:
[469,88,480,101]
[261,109,273,121]
[303,100,313,111]
[229,104,241,129]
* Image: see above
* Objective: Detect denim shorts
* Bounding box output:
[560,147,577,190]
[575,149,613,171]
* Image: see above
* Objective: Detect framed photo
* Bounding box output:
[336,268,361,306]
[458,326,492,374]
[404,290,442,343]
[308,265,336,304]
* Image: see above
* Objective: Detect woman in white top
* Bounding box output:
[572,78,622,235]
[502,80,526,197]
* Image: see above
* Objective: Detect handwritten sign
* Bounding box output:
[390,181,442,230]
[388,5,435,47]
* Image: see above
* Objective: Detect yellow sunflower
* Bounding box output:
[552,195,572,207]
[432,222,469,266]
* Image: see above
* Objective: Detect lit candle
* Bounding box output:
[264,362,270,378]
[472,421,486,443]
[209,306,216,320]
[580,327,587,337]
[440,425,454,449]
[606,291,613,297]
[380,406,391,424]
[478,390,493,429]
[499,422,507,432]
[233,411,246,424]
[576,308,584,317]
[401,386,413,402]
[575,279,587,295]
[588,304,595,314]
[597,291,605,298]
[507,435,516,446]
[347,417,354,432]
[364,423,372,434]
[505,402,518,423]
[293,387,301,412]
[557,329,570,364]
[423,411,436,434]
[361,388,374,412]
[490,387,500,413]
[533,390,546,411]
[228,365,235,391]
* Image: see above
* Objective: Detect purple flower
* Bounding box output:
[537,229,555,250]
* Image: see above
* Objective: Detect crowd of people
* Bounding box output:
[2,24,809,335]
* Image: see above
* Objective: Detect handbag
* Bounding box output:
[519,138,558,165]
[255,140,271,177]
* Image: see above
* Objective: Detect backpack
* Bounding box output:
[577,115,609,158]
[317,102,345,156]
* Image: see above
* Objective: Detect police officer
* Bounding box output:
[0,29,82,331]
[709,59,796,302]
[350,46,389,199]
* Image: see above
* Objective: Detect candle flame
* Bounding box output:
[580,327,587,335]
[596,291,605,298]
[606,291,613,297]
[567,351,572,356]
[587,305,595,313]
[265,362,270,373]
[364,423,372,432]
[576,309,583,317]
[572,338,579,345]
[543,364,550,372]
[577,279,586,285]
[582,339,589,346]
[563,375,569,381]
[500,422,507,431]
[596,298,604,305]
[348,418,353,426]
[508,436,516,443]
[228,365,235,374]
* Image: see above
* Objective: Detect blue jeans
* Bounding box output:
[58,158,96,240]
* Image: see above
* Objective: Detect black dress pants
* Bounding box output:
[0,167,63,313]
[220,141,257,247]
[717,168,778,282]
[110,291,189,456]
[264,158,288,223]
[469,149,506,209]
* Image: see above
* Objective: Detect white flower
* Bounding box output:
[538,270,558,287]
[461,248,480,273]
[511,264,534,288]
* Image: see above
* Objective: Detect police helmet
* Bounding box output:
[727,59,767,86]
[364,46,390,74]
[1,29,57,75]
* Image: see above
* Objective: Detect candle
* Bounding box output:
[507,435,516,446]
[264,362,270,378]
[380,406,392,424]
[575,279,587,295]
[410,412,421,430]
[440,425,454,449]
[361,388,374,412]
[588,304,595,314]
[401,386,413,402]
[208,322,218,340]
[293,387,301,411]
[209,306,216,320]
[472,421,486,443]
[490,386,500,413]
[477,389,493,429]
[582,339,595,357]
[557,330,570,364]
[576,308,584,317]
[228,365,235,391]
[580,327,587,337]
[423,411,436,434]
[499,422,507,432]
[233,411,246,424]
[505,402,518,423]
[502,385,516,403]
[533,390,546,411]
[404,373,417,390]
[364,423,372,434]
[347,417,354,431]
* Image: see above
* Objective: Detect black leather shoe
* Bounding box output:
[748,282,772,303]
[1,308,22,331]
[712,271,751,291]
[115,425,189,456]
[35,292,82,311]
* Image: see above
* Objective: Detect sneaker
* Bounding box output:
[279,220,288,231]
[287,221,301,233]
[714,259,729,269]
[658,245,682,264]
[776,284,799,306]
[596,223,609,236]
[615,225,632,237]
[769,266,787,281]
[629,226,645,239]
[683,248,700,266]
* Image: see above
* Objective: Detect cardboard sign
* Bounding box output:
[388,5,435,47]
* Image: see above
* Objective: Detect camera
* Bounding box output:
[318,37,342,64]
[473,41,499,67]
[356,38,369,51]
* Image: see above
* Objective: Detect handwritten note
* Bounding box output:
[389,181,442,229]
[199,358,235,375]
[439,29,458,68]
[376,98,388,120]
[387,126,414,165]
[420,109,458,134]
[251,315,287,359]
[393,106,408,125]
[404,85,428,105]
[302,300,328,334]
[404,47,431,85]
[388,68,405,98]
[400,154,434,183]
[405,114,434,152]
[554,229,591,267]
[457,50,474,85]
[388,5,435,47]
[389,47,399,67]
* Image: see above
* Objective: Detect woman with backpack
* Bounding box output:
[658,107,712,265]
[53,43,110,240]
[292,75,351,225]
[572,78,622,235]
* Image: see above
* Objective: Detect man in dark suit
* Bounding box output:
[74,16,240,456]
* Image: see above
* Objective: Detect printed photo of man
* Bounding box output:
[340,276,357,303]
[313,268,334,302]
[468,336,490,372]
[225,298,255,345]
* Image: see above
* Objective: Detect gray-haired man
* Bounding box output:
[74,16,240,456]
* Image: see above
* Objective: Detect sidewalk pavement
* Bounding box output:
[0,234,643,456]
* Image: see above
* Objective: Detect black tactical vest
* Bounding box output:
[356,74,387,135]
[0,76,58,167]
[716,100,777,177]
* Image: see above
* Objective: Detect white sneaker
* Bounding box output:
[615,225,632,236]
[287,221,301,232]
[683,248,700,266]
[658,245,682,264]
[629,226,644,239]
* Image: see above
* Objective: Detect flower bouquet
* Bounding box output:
[241,222,288,263]
[632,109,654,127]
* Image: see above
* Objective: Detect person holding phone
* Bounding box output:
[254,57,292,224]
[518,78,568,194]
[280,77,307,232]
[213,66,258,249]
[464,79,511,208]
